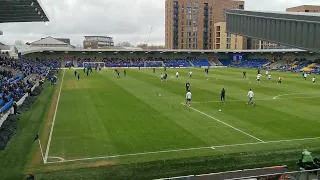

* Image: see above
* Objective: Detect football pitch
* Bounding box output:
[44,67,320,167]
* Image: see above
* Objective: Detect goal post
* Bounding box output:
[83,62,105,69]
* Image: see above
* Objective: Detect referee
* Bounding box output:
[221,88,226,103]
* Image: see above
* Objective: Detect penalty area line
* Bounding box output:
[183,104,265,143]
[46,136,320,164]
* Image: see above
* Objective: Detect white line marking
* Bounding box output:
[46,136,320,164]
[272,93,319,100]
[193,96,320,104]
[44,69,65,164]
[46,146,212,164]
[47,156,66,162]
[186,105,265,143]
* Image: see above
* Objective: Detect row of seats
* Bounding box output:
[77,58,210,67]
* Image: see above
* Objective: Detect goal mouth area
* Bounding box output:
[82,62,106,68]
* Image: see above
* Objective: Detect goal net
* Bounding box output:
[83,62,105,69]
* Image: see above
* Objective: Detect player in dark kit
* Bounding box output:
[257,69,260,74]
[243,71,246,78]
[186,82,190,92]
[83,67,85,73]
[86,70,89,76]
[164,66,167,72]
[77,74,80,81]
[139,66,141,70]
[153,68,155,73]
[74,70,77,77]
[221,88,226,103]
[124,69,126,76]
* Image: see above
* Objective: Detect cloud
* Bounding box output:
[0,0,319,46]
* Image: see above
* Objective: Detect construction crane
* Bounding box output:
[145,26,153,46]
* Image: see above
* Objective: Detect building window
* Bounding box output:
[181,32,184,37]
[189,38,191,42]
[227,38,231,43]
[226,44,231,49]
[216,44,220,49]
[216,26,220,31]
[305,10,310,12]
[181,45,183,49]
[239,5,244,10]
[188,32,191,36]
[227,33,231,38]
[188,44,191,48]
[235,44,237,49]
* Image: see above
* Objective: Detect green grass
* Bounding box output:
[0,82,56,180]
[48,68,320,161]
[3,67,320,179]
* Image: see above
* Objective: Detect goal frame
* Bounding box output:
[83,62,106,68]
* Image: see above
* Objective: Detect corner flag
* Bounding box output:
[34,135,39,141]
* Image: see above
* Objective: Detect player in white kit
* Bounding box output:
[188,71,192,78]
[257,74,261,84]
[247,89,254,106]
[186,90,192,106]
[176,71,179,79]
[312,77,316,84]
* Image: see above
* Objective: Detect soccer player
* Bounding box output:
[186,82,190,91]
[124,69,127,76]
[160,72,164,81]
[83,67,85,73]
[164,73,168,81]
[278,76,283,84]
[247,89,254,106]
[268,74,272,82]
[139,66,141,70]
[266,70,269,77]
[312,77,316,84]
[257,74,261,84]
[153,68,155,73]
[164,66,167,72]
[186,90,192,106]
[221,88,226,103]
[176,71,179,79]
[86,70,89,76]
[74,70,77,77]
[117,71,120,78]
[304,72,308,80]
[77,74,80,81]
[243,71,247,78]
[188,71,192,78]
[258,68,260,74]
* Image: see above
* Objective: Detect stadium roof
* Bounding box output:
[31,37,68,45]
[20,47,308,55]
[0,0,49,23]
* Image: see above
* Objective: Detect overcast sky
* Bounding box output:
[0,0,320,46]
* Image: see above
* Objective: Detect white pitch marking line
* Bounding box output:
[272,92,320,100]
[47,156,66,162]
[44,69,65,164]
[186,105,265,143]
[193,96,320,104]
[46,136,320,164]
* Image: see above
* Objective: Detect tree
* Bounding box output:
[137,43,165,49]
[116,41,133,47]
[14,40,24,46]
[136,43,148,49]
